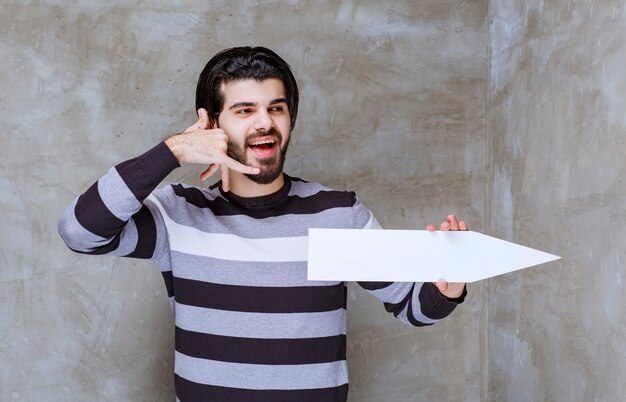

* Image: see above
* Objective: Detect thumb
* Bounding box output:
[197,108,209,129]
[435,282,448,294]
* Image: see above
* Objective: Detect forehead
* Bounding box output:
[221,78,286,106]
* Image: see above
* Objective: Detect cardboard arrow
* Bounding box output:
[307,229,561,283]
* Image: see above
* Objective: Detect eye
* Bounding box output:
[270,105,284,113]
[236,108,253,115]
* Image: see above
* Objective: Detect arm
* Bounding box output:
[358,281,466,327]
[58,141,179,258]
[354,204,467,326]
[58,109,259,258]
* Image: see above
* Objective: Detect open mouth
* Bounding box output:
[248,137,277,158]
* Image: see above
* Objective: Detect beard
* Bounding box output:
[227,127,290,185]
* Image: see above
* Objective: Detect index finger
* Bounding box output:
[448,214,460,231]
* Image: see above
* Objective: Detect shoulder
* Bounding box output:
[288,176,357,208]
[288,176,375,228]
[149,182,222,208]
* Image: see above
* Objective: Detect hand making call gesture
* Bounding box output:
[164,108,260,192]
[426,214,468,299]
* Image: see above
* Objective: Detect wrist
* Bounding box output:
[165,135,186,163]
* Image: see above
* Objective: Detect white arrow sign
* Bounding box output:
[307,229,561,283]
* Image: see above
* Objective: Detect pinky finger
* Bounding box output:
[459,221,468,231]
[220,164,230,192]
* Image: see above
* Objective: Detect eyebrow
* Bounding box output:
[228,98,288,110]
[270,97,288,105]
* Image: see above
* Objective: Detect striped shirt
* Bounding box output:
[58,141,465,402]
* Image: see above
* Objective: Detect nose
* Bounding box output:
[253,109,273,132]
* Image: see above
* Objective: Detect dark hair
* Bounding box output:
[195,46,299,131]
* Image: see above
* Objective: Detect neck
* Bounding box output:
[227,171,285,198]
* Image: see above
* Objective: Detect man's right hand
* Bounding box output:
[164,108,260,192]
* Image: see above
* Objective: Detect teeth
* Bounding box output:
[249,139,275,146]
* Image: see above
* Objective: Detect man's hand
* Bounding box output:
[164,108,260,192]
[426,214,468,299]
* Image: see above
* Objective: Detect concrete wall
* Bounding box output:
[487,1,626,401]
[1,1,487,401]
[7,1,624,401]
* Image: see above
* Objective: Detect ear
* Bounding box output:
[209,115,219,129]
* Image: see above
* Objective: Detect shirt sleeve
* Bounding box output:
[58,141,180,261]
[351,197,466,326]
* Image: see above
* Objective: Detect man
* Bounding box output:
[59,46,467,402]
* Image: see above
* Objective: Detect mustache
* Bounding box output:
[246,127,282,143]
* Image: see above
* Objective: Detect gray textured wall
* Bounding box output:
[487,1,626,401]
[5,1,624,402]
[1,1,487,401]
